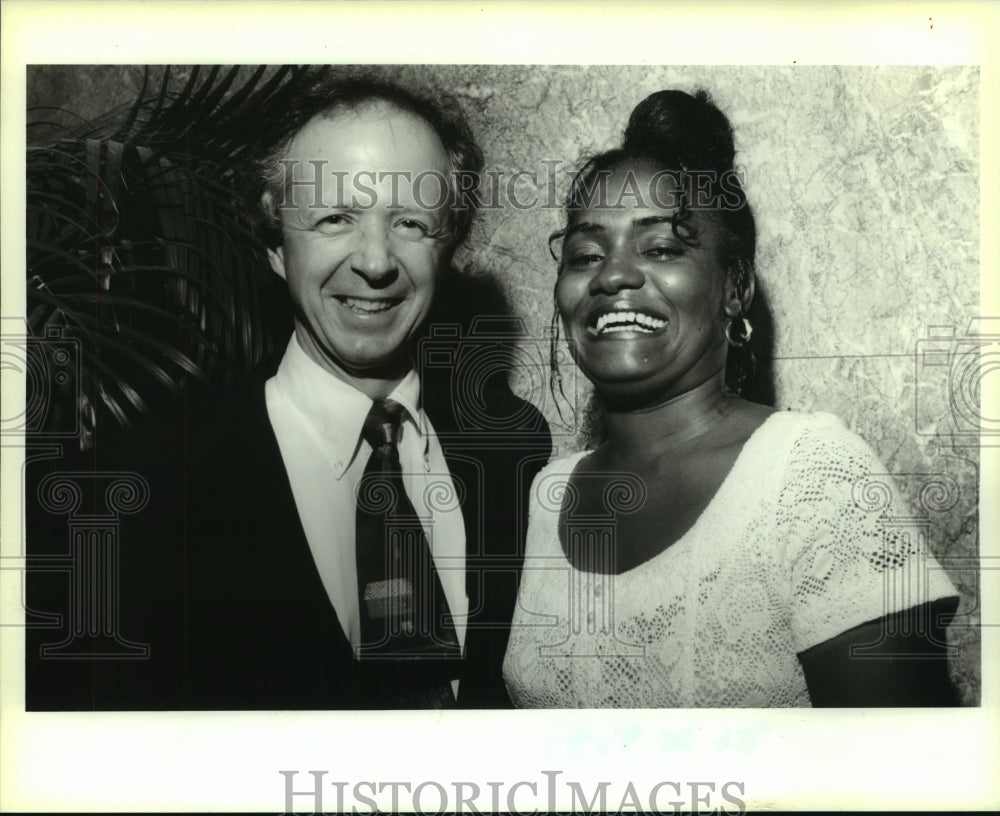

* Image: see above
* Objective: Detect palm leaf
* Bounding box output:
[26,64,311,447]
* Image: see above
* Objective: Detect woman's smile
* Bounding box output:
[586,300,669,337]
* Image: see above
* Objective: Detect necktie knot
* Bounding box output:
[363,399,405,450]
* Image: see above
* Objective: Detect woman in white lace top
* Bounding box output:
[502,89,959,708]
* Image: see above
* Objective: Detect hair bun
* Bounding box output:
[622,89,736,172]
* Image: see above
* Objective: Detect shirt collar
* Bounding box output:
[272,334,428,480]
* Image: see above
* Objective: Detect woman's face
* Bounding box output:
[555,161,735,407]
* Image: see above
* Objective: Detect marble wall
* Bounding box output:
[27,65,982,703]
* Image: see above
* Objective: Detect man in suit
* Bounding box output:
[26,74,551,709]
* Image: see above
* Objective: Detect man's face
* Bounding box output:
[267,103,452,390]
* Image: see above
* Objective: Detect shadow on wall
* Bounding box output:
[418,268,541,425]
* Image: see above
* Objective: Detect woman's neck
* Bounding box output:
[599,375,738,464]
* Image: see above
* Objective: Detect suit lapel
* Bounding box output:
[213,375,355,660]
[422,378,482,611]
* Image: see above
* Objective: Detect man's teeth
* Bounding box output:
[340,297,395,313]
[595,310,667,334]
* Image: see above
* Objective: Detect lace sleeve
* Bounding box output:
[778,415,958,652]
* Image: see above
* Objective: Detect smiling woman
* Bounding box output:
[502,89,960,708]
[555,160,740,409]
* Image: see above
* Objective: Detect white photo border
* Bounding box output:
[2,1,998,812]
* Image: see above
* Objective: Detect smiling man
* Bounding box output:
[252,83,483,706]
[264,103,453,394]
[213,75,551,708]
[26,73,551,711]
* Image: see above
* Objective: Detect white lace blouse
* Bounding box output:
[502,411,957,708]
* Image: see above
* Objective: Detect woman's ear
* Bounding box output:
[740,266,756,313]
[724,261,755,317]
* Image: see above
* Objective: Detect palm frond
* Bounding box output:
[26,64,310,447]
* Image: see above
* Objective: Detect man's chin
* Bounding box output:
[294,327,410,383]
[326,345,414,383]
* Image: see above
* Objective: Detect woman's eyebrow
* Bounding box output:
[564,222,605,239]
[565,215,676,240]
[632,215,675,229]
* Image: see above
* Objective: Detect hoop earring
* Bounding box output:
[725,316,753,347]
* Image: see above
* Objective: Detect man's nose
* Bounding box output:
[350,225,398,284]
[588,246,644,295]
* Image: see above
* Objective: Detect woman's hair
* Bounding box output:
[550,89,758,432]
[251,70,484,251]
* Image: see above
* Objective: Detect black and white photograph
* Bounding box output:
[2,2,997,813]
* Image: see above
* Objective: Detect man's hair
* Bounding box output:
[252,71,484,250]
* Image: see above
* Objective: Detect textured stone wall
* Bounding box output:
[27,64,981,703]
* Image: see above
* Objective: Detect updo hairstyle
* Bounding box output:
[551,89,758,410]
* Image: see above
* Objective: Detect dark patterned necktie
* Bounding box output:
[355,399,461,675]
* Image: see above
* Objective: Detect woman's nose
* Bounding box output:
[350,226,398,284]
[588,246,644,295]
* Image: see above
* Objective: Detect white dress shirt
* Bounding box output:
[265,334,468,660]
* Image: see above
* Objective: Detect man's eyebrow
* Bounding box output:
[297,204,353,217]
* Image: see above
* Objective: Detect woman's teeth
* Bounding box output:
[594,310,667,335]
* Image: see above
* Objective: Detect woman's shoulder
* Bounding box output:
[758,409,896,509]
[759,407,848,433]
[739,407,885,488]
[756,408,873,454]
[525,449,591,516]
[767,409,878,454]
[538,448,592,478]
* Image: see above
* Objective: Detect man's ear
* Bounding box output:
[440,244,456,274]
[267,246,286,280]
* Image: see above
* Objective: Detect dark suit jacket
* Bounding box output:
[25,354,551,710]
